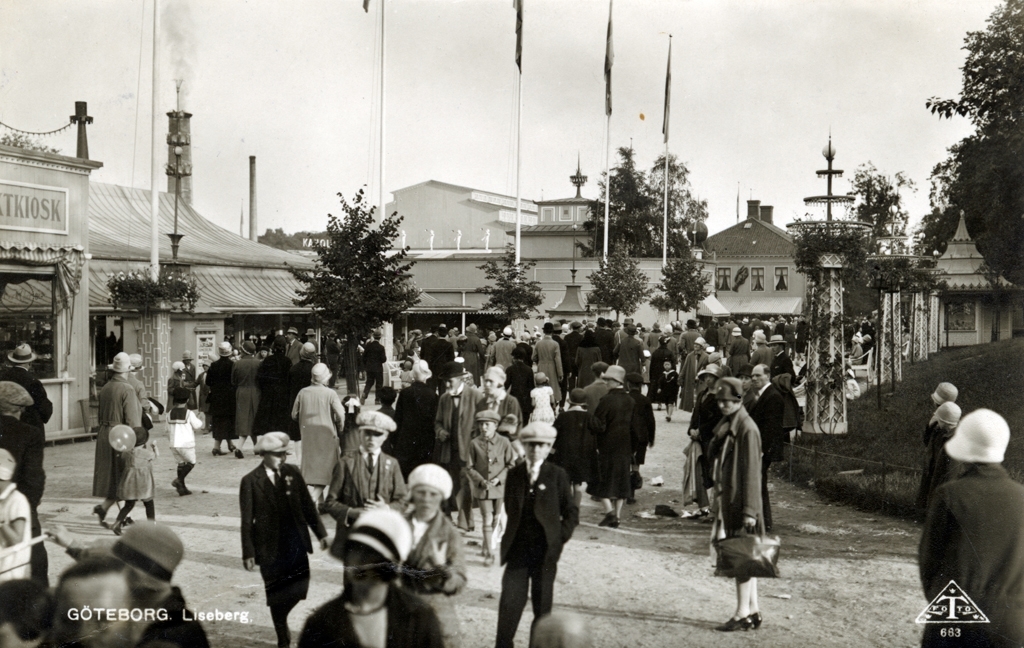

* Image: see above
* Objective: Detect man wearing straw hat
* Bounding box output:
[0,343,52,432]
[0,381,46,584]
[767,334,795,381]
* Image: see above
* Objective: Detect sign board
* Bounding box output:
[302,238,330,248]
[0,179,69,235]
[195,332,217,366]
[192,321,219,332]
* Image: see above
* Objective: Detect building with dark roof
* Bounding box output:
[703,200,806,316]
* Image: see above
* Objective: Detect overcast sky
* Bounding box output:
[0,0,997,241]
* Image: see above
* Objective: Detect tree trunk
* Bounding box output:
[345,338,361,395]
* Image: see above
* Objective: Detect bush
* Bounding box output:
[780,338,1024,519]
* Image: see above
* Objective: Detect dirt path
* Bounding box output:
[40,410,927,647]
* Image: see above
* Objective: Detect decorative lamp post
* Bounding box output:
[165,139,192,264]
[788,137,867,435]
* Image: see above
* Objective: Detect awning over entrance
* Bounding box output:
[697,294,730,317]
[715,295,803,315]
[88,259,308,314]
[406,292,483,314]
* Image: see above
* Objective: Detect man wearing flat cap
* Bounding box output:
[241,432,329,648]
[434,360,484,531]
[0,380,47,585]
[322,411,408,537]
[1,343,52,432]
[496,422,578,648]
[233,340,262,453]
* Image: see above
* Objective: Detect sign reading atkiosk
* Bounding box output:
[0,179,69,235]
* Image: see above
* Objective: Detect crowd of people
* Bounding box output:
[0,312,1020,647]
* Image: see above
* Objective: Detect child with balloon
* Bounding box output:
[108,424,158,535]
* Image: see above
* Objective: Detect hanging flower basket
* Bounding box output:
[107,269,200,314]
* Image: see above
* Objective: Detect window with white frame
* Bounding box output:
[774,267,789,291]
[716,267,731,292]
[751,267,765,291]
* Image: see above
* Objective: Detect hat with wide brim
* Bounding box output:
[603,365,626,385]
[768,334,786,345]
[110,352,132,373]
[441,360,469,380]
[217,342,233,357]
[715,377,744,402]
[7,343,35,364]
[287,327,300,335]
[696,364,722,380]
[945,409,1009,464]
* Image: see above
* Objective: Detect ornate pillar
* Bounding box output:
[912,291,929,362]
[928,292,940,354]
[881,290,903,385]
[138,308,172,409]
[803,253,847,435]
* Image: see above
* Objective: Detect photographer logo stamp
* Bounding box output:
[916,580,989,624]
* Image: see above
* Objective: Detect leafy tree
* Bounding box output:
[587,248,653,319]
[850,162,916,239]
[292,189,419,392]
[0,132,61,155]
[581,147,706,258]
[476,244,544,324]
[921,0,1024,284]
[649,248,710,319]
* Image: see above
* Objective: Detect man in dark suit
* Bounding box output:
[495,422,579,648]
[768,335,795,381]
[562,321,583,392]
[240,432,328,648]
[434,361,483,530]
[747,364,786,532]
[0,380,47,585]
[613,324,644,375]
[422,326,454,395]
[361,330,388,404]
[594,318,615,365]
[393,360,439,477]
[0,344,53,432]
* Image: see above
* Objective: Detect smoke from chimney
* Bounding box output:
[166,108,193,206]
[249,156,257,242]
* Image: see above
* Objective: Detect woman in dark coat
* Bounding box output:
[588,367,634,527]
[505,347,535,422]
[726,330,750,377]
[710,377,764,632]
[254,337,294,437]
[574,330,602,389]
[915,402,962,512]
[206,342,240,457]
[393,360,440,478]
[679,338,708,413]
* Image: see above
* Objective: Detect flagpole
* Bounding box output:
[602,0,613,260]
[602,114,610,260]
[379,0,386,218]
[662,35,671,268]
[149,0,161,281]
[515,71,522,265]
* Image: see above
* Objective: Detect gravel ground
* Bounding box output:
[40,408,927,647]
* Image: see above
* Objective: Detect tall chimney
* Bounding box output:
[746,199,761,220]
[759,205,774,224]
[249,156,257,242]
[166,110,193,206]
[70,102,92,159]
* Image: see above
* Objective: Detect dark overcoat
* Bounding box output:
[500,462,578,565]
[393,381,439,476]
[239,462,327,565]
[747,384,786,462]
[254,354,292,436]
[0,367,52,431]
[919,464,1024,646]
[205,357,236,419]
[298,586,444,648]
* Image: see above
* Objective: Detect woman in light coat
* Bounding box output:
[710,377,764,632]
[402,464,467,648]
[292,363,345,504]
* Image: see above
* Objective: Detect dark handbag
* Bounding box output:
[714,534,781,579]
[630,468,643,491]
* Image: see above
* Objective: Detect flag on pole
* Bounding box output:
[662,37,671,144]
[604,0,613,116]
[513,0,523,71]
[363,0,370,12]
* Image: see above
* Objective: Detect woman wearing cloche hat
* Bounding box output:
[919,409,1024,647]
[300,508,444,648]
[292,363,346,504]
[401,464,467,647]
[709,376,766,632]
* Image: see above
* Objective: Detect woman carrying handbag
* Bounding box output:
[709,377,776,632]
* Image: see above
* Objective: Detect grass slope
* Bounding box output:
[783,338,1024,518]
